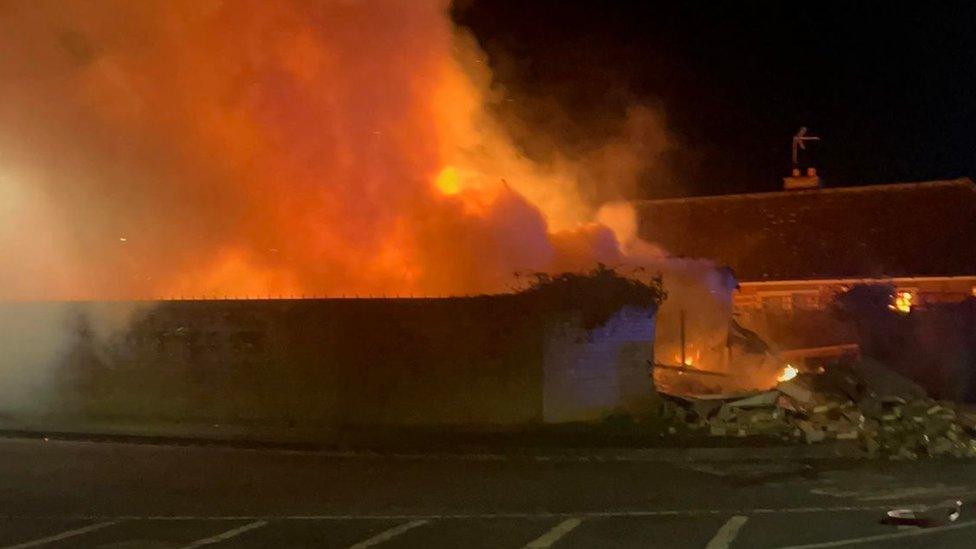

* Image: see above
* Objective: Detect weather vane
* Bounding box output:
[791,126,820,169]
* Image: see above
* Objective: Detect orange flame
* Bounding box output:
[777,364,798,383]
[0,1,674,301]
[434,166,462,195]
[673,348,701,367]
[889,291,913,314]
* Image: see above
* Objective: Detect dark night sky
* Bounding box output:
[454,1,976,198]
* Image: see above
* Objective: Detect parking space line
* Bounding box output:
[348,519,428,548]
[777,519,976,548]
[1,521,118,549]
[705,515,749,549]
[523,517,582,548]
[178,520,268,548]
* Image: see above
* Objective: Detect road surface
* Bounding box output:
[2,437,976,548]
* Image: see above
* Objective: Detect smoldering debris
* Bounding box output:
[660,359,976,459]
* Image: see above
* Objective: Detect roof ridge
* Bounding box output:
[636,177,975,205]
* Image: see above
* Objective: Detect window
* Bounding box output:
[791,292,820,310]
[732,292,760,311]
[758,290,822,313]
[761,294,790,312]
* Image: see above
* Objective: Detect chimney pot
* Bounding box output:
[783,170,821,190]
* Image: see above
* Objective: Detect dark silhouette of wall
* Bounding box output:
[832,292,976,401]
[1,296,656,435]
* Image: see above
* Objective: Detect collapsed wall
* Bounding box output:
[0,296,657,437]
[652,260,736,372]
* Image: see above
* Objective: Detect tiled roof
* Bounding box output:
[635,178,976,282]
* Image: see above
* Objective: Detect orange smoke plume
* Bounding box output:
[0,0,673,300]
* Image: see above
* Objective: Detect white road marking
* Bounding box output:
[705,515,749,549]
[522,517,583,548]
[178,520,268,548]
[777,519,976,548]
[810,483,969,501]
[347,519,428,549]
[1,521,118,549]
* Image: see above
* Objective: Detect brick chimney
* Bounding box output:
[783,167,821,190]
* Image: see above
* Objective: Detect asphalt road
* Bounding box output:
[2,438,976,548]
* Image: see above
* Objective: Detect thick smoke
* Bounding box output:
[0,0,680,300]
[0,301,143,414]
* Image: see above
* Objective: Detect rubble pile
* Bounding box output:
[661,360,976,459]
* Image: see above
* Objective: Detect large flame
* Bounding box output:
[0,0,675,301]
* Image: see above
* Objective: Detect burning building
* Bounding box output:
[635,176,976,376]
[0,1,746,435]
[0,0,847,429]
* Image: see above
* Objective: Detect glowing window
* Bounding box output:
[889,289,915,314]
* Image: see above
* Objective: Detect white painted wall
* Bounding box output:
[542,306,657,423]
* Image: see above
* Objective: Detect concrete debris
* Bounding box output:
[797,420,825,443]
[661,361,976,459]
[726,390,780,408]
[777,378,816,404]
[775,394,800,412]
[692,398,724,419]
[854,358,927,400]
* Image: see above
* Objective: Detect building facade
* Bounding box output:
[635,177,976,360]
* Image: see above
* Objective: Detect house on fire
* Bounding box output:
[634,176,976,362]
